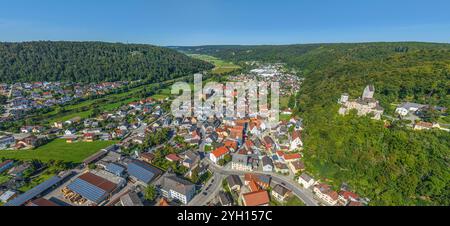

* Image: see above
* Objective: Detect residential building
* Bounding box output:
[274,162,289,174]
[271,184,292,202]
[218,191,233,206]
[226,175,243,191]
[210,146,230,164]
[261,156,274,172]
[288,160,305,174]
[160,174,196,205]
[298,173,315,189]
[231,154,253,171]
[242,190,270,206]
[339,191,360,206]
[314,183,339,206]
[244,174,271,189]
[140,152,155,164]
[290,130,303,151]
[395,102,427,116]
[120,191,144,206]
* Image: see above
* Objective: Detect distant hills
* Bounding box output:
[0,41,214,83]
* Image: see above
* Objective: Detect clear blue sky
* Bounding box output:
[1,0,450,46]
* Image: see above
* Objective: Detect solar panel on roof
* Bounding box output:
[67,178,108,204]
[5,176,64,206]
[106,163,125,176]
[127,161,160,184]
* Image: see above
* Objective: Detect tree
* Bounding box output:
[144,185,157,202]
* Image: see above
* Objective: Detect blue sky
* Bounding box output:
[1,0,450,46]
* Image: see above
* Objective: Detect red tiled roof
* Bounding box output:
[315,183,338,201]
[157,198,170,206]
[166,154,181,162]
[211,147,230,158]
[224,140,238,150]
[243,191,270,206]
[284,153,302,160]
[348,201,363,206]
[292,130,301,140]
[339,191,360,200]
[78,172,117,193]
[248,180,261,192]
[27,198,59,206]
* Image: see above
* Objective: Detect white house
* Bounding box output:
[231,154,253,172]
[290,130,303,151]
[313,183,339,206]
[64,129,76,136]
[209,147,229,164]
[395,102,427,116]
[298,173,315,189]
[261,156,273,172]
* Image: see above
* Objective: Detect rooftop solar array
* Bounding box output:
[105,163,125,176]
[127,160,161,184]
[5,175,64,206]
[67,178,108,204]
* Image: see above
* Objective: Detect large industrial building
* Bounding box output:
[65,172,120,205]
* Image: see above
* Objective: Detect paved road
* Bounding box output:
[205,159,319,206]
[188,173,224,206]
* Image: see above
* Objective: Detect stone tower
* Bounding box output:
[362,85,375,100]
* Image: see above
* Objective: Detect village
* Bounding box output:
[0,81,129,122]
[0,65,375,207]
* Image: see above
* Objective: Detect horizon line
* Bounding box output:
[0,39,449,47]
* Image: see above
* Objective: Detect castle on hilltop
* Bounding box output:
[338,85,384,120]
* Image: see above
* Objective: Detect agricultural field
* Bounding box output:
[0,139,117,163]
[188,54,241,74]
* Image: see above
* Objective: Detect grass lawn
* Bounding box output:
[0,174,11,185]
[188,54,240,74]
[152,94,169,101]
[270,196,305,206]
[0,139,117,164]
[19,173,55,192]
[280,96,290,109]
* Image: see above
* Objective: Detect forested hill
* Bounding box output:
[178,42,450,206]
[0,41,214,83]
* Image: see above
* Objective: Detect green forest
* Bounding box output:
[179,42,450,206]
[0,41,213,83]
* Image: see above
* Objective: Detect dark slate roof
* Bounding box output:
[120,191,143,206]
[261,156,273,167]
[273,184,291,196]
[161,174,195,196]
[218,191,233,205]
[226,175,243,188]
